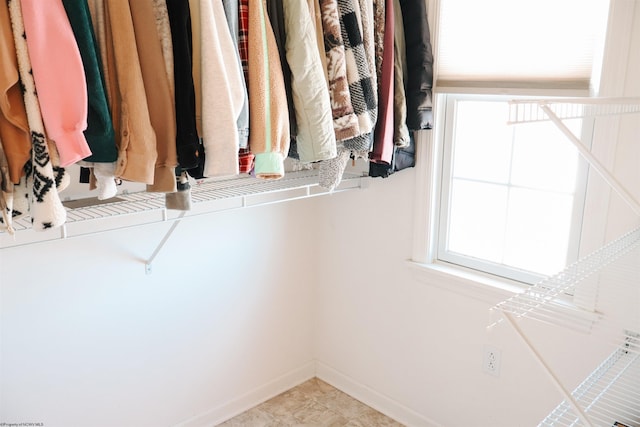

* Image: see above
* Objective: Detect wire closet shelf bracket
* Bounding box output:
[490,97,640,427]
[0,169,369,272]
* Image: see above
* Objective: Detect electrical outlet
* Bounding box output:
[483,345,501,377]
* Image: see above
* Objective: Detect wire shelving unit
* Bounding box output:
[490,97,640,427]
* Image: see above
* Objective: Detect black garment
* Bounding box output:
[165,0,201,171]
[399,0,433,130]
[369,131,415,178]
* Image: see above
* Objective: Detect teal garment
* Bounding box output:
[62,0,117,162]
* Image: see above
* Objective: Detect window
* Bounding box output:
[436,95,591,284]
[416,0,611,285]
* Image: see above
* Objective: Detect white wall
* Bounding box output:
[314,170,612,427]
[1,201,317,427]
[581,0,640,253]
[2,3,639,427]
[313,3,640,426]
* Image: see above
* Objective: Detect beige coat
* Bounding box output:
[130,0,177,192]
[283,0,336,163]
[103,0,158,185]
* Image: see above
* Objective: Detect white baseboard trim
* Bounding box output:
[316,362,441,427]
[175,361,316,427]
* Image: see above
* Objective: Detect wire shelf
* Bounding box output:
[540,339,640,427]
[496,96,640,427]
[490,226,640,335]
[0,169,367,249]
[508,97,640,124]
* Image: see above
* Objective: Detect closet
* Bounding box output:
[489,97,640,427]
[1,0,430,249]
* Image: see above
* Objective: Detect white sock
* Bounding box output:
[93,162,117,200]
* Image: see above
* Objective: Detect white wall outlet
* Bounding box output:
[483,345,501,377]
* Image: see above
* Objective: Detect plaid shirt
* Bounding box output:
[237,0,253,173]
[238,0,249,84]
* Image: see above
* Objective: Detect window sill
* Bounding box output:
[406,260,602,330]
[406,259,526,305]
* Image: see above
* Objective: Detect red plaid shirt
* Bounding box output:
[237,0,253,173]
[238,0,249,84]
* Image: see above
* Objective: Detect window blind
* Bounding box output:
[436,0,610,92]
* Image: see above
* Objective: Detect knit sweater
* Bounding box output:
[21,0,92,167]
[0,0,30,184]
[248,0,290,180]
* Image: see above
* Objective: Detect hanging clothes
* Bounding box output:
[222,0,250,151]
[266,0,297,157]
[130,0,178,193]
[248,0,290,180]
[320,0,379,190]
[399,0,434,130]
[103,0,158,185]
[153,0,175,100]
[282,0,336,164]
[336,0,377,152]
[166,0,201,173]
[62,0,116,164]
[318,0,360,142]
[308,0,330,87]
[7,0,67,230]
[392,0,410,148]
[62,0,118,200]
[0,0,30,185]
[359,0,378,105]
[198,0,244,177]
[373,0,385,83]
[86,0,110,105]
[237,0,254,174]
[370,0,394,165]
[21,0,92,167]
[0,140,15,233]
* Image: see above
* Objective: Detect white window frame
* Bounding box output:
[434,93,592,285]
[410,0,630,298]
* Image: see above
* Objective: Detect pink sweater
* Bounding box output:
[21,0,91,166]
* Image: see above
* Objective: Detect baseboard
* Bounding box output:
[174,361,316,427]
[316,361,442,427]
